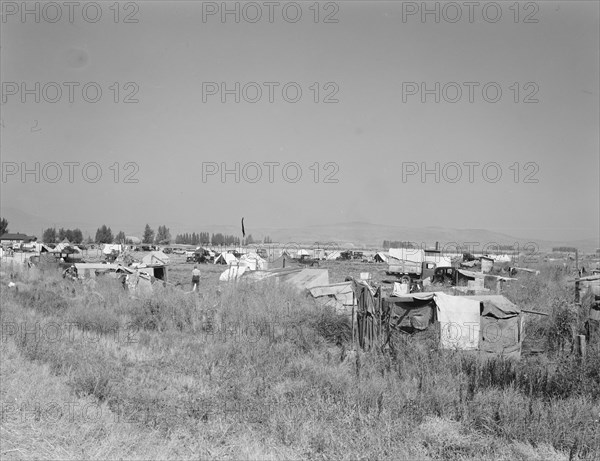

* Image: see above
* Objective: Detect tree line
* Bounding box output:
[173,233,274,246]
[42,227,85,244]
[1,216,273,246]
[382,241,418,250]
[37,224,171,245]
[552,247,578,253]
[175,232,210,245]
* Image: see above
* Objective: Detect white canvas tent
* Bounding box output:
[29,243,52,253]
[219,265,247,281]
[489,254,512,263]
[142,251,170,266]
[214,252,238,265]
[389,248,423,264]
[238,252,266,270]
[102,243,123,255]
[374,252,389,263]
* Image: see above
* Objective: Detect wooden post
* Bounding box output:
[576,335,586,358]
[351,291,355,349]
[378,292,382,350]
[575,249,579,273]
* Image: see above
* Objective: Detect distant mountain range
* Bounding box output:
[1,207,598,252]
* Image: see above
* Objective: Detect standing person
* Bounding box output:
[191,265,201,292]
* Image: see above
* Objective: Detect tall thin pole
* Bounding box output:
[351,291,355,350]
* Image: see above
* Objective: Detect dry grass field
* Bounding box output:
[1,255,599,460]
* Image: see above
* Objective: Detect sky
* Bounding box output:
[1,1,599,242]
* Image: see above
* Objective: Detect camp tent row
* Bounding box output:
[214,251,267,270]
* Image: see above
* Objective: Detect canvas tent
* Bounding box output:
[279,268,329,290]
[219,265,247,281]
[435,293,481,350]
[389,248,423,264]
[102,243,123,255]
[54,240,72,253]
[238,252,266,270]
[142,251,170,266]
[30,243,52,253]
[490,254,512,263]
[374,252,389,263]
[243,267,330,291]
[214,252,238,265]
[309,281,355,313]
[463,295,523,357]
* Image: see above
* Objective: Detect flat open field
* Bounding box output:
[1,256,599,460]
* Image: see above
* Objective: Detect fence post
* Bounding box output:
[576,335,586,359]
[351,291,355,349]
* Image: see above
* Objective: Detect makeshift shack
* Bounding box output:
[309,281,355,313]
[140,251,169,281]
[480,256,494,273]
[463,295,523,357]
[576,274,600,341]
[126,269,154,295]
[355,290,524,358]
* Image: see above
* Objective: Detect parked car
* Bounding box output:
[298,254,319,267]
[187,249,212,263]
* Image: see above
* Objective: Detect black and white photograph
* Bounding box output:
[1,1,599,459]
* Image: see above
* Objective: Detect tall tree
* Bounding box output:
[0,217,8,235]
[95,225,113,244]
[155,225,171,244]
[114,231,126,243]
[142,224,154,244]
[72,229,83,244]
[42,227,57,243]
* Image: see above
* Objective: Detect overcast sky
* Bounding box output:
[1,1,598,241]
